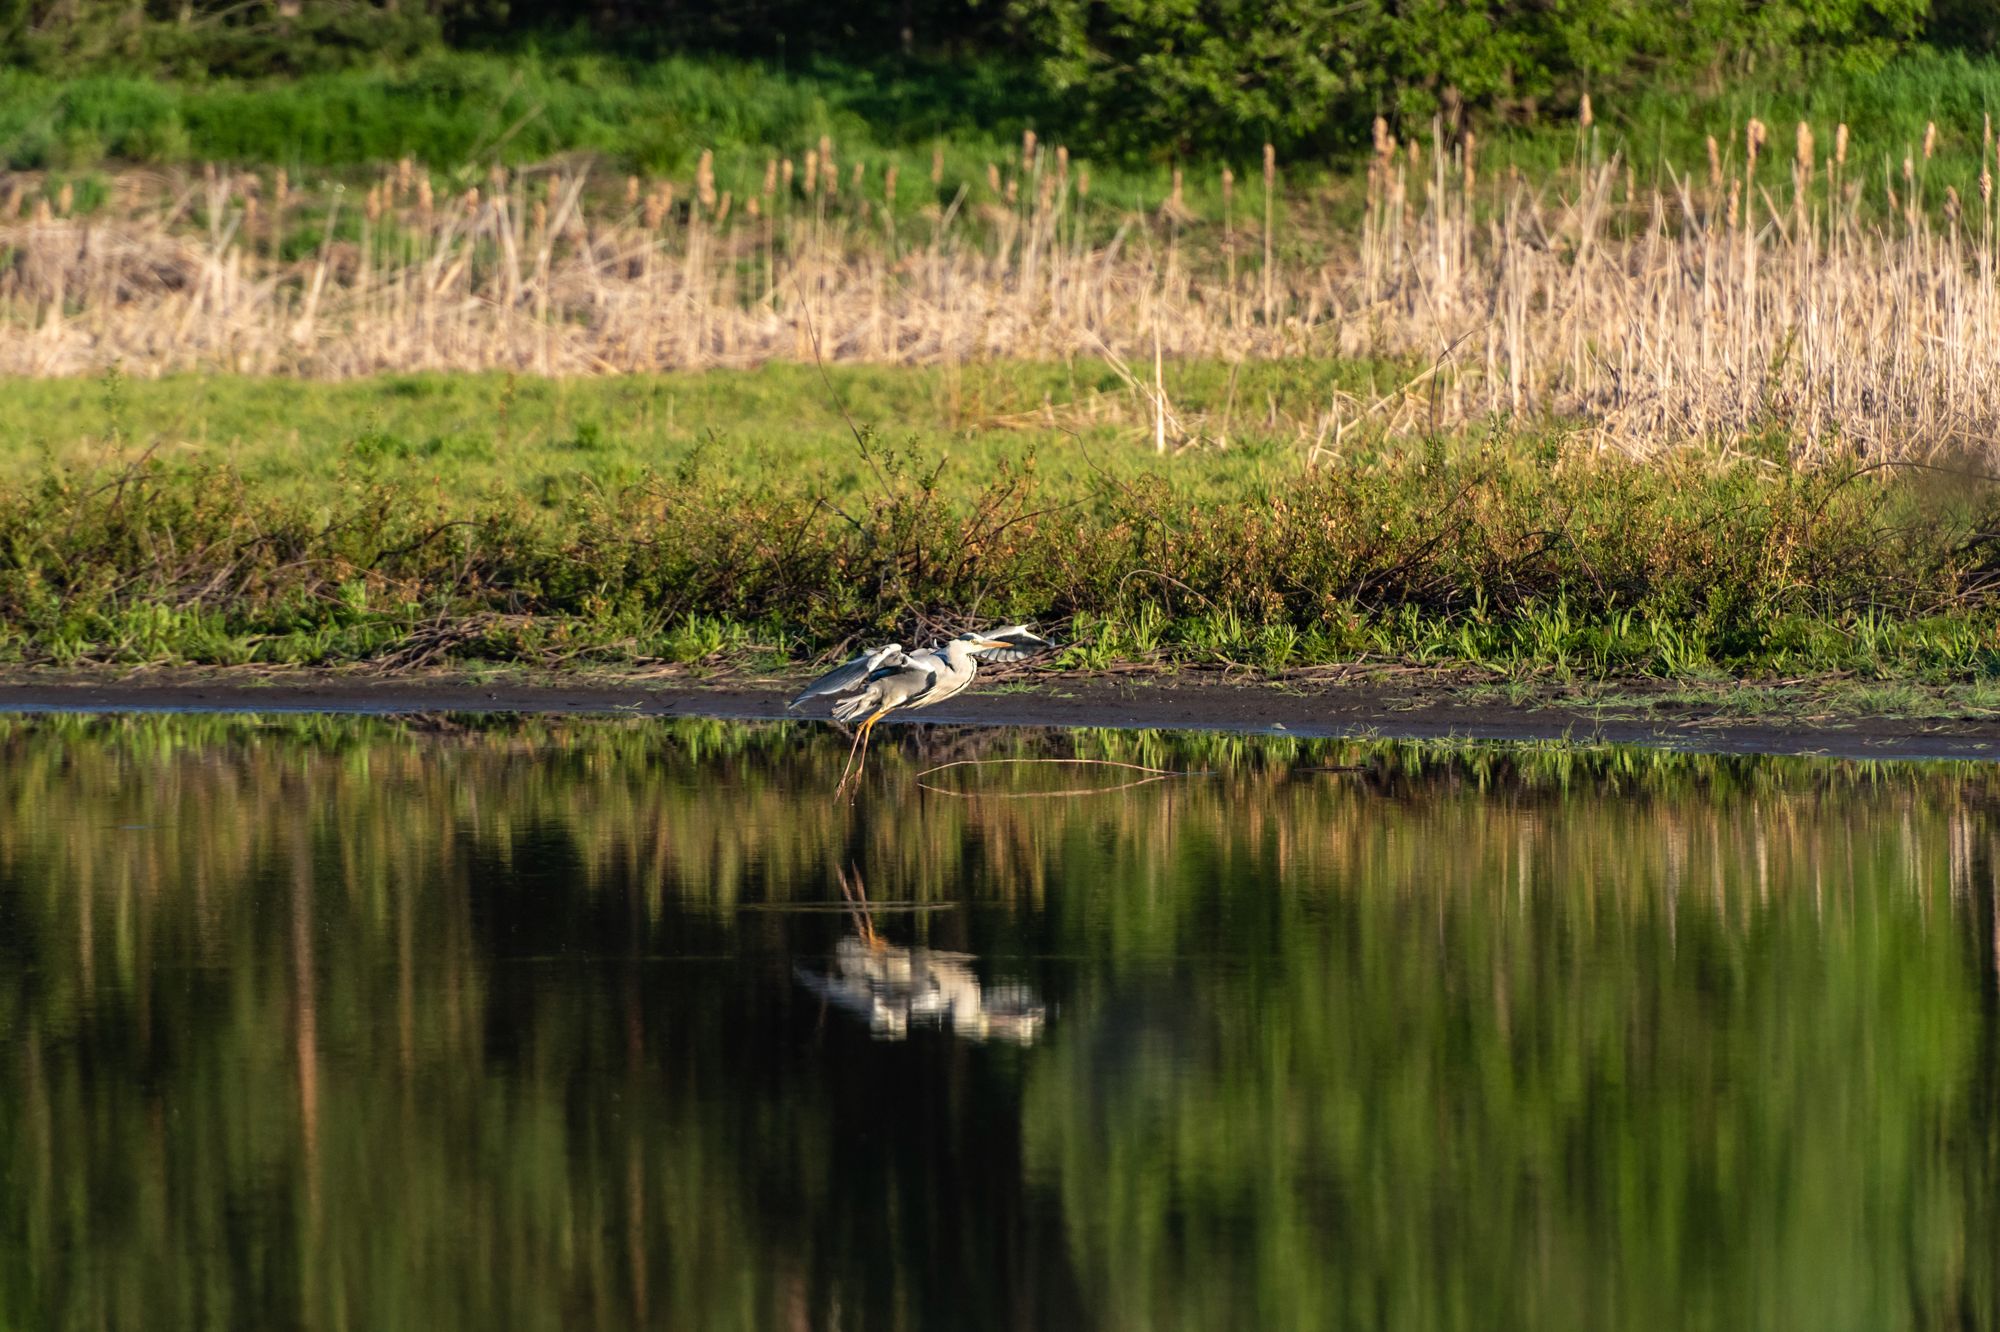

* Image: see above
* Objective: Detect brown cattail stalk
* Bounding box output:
[696,151,717,211]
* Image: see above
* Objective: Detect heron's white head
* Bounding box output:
[950,632,1016,656]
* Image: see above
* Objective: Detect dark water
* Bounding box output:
[3,714,1999,1331]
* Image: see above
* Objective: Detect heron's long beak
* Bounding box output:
[975,638,1016,650]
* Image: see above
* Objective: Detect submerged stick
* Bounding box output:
[915,757,1189,799]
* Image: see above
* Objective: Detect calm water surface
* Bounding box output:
[2,714,1999,1331]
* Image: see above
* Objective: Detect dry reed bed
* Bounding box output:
[4,121,1999,457]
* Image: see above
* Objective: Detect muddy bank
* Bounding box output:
[4,668,1999,761]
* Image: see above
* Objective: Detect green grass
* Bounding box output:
[0,50,1087,185]
[6,363,2000,683]
[1503,47,2000,212]
[0,359,1418,499]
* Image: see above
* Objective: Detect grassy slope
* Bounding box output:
[3,364,2000,684]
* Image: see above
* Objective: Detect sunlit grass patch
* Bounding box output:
[6,400,2000,686]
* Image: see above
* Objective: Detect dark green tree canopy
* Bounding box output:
[1012,0,1932,154]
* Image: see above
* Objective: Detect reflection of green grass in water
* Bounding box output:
[1,715,1997,1329]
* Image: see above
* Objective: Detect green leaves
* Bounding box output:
[1010,0,1940,156]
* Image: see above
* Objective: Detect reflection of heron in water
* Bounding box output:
[793,867,1046,1045]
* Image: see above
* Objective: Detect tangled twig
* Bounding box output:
[915,757,1189,799]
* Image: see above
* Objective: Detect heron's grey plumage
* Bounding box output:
[829,650,942,724]
[787,641,905,710]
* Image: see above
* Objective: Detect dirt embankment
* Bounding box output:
[4,668,2000,761]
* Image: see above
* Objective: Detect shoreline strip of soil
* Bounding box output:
[5,673,2000,762]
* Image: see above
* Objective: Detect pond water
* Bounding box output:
[2,714,1998,1331]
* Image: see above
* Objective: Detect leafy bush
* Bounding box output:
[0,0,444,77]
[1010,0,1930,155]
[6,442,2000,681]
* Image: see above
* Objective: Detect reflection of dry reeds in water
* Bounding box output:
[7,716,2000,941]
[10,120,2000,455]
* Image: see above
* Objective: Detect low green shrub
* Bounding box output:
[6,440,1999,680]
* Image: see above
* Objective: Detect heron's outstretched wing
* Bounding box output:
[788,642,906,710]
[970,624,1055,664]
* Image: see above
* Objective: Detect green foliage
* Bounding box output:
[5,0,444,78]
[1014,0,1931,155]
[2,34,1997,188]
[0,0,1960,167]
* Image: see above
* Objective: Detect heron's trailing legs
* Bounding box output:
[834,709,889,798]
[834,719,869,793]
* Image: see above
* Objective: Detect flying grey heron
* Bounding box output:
[785,625,1053,713]
[789,626,1055,792]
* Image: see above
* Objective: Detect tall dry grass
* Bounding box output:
[4,118,1999,457]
